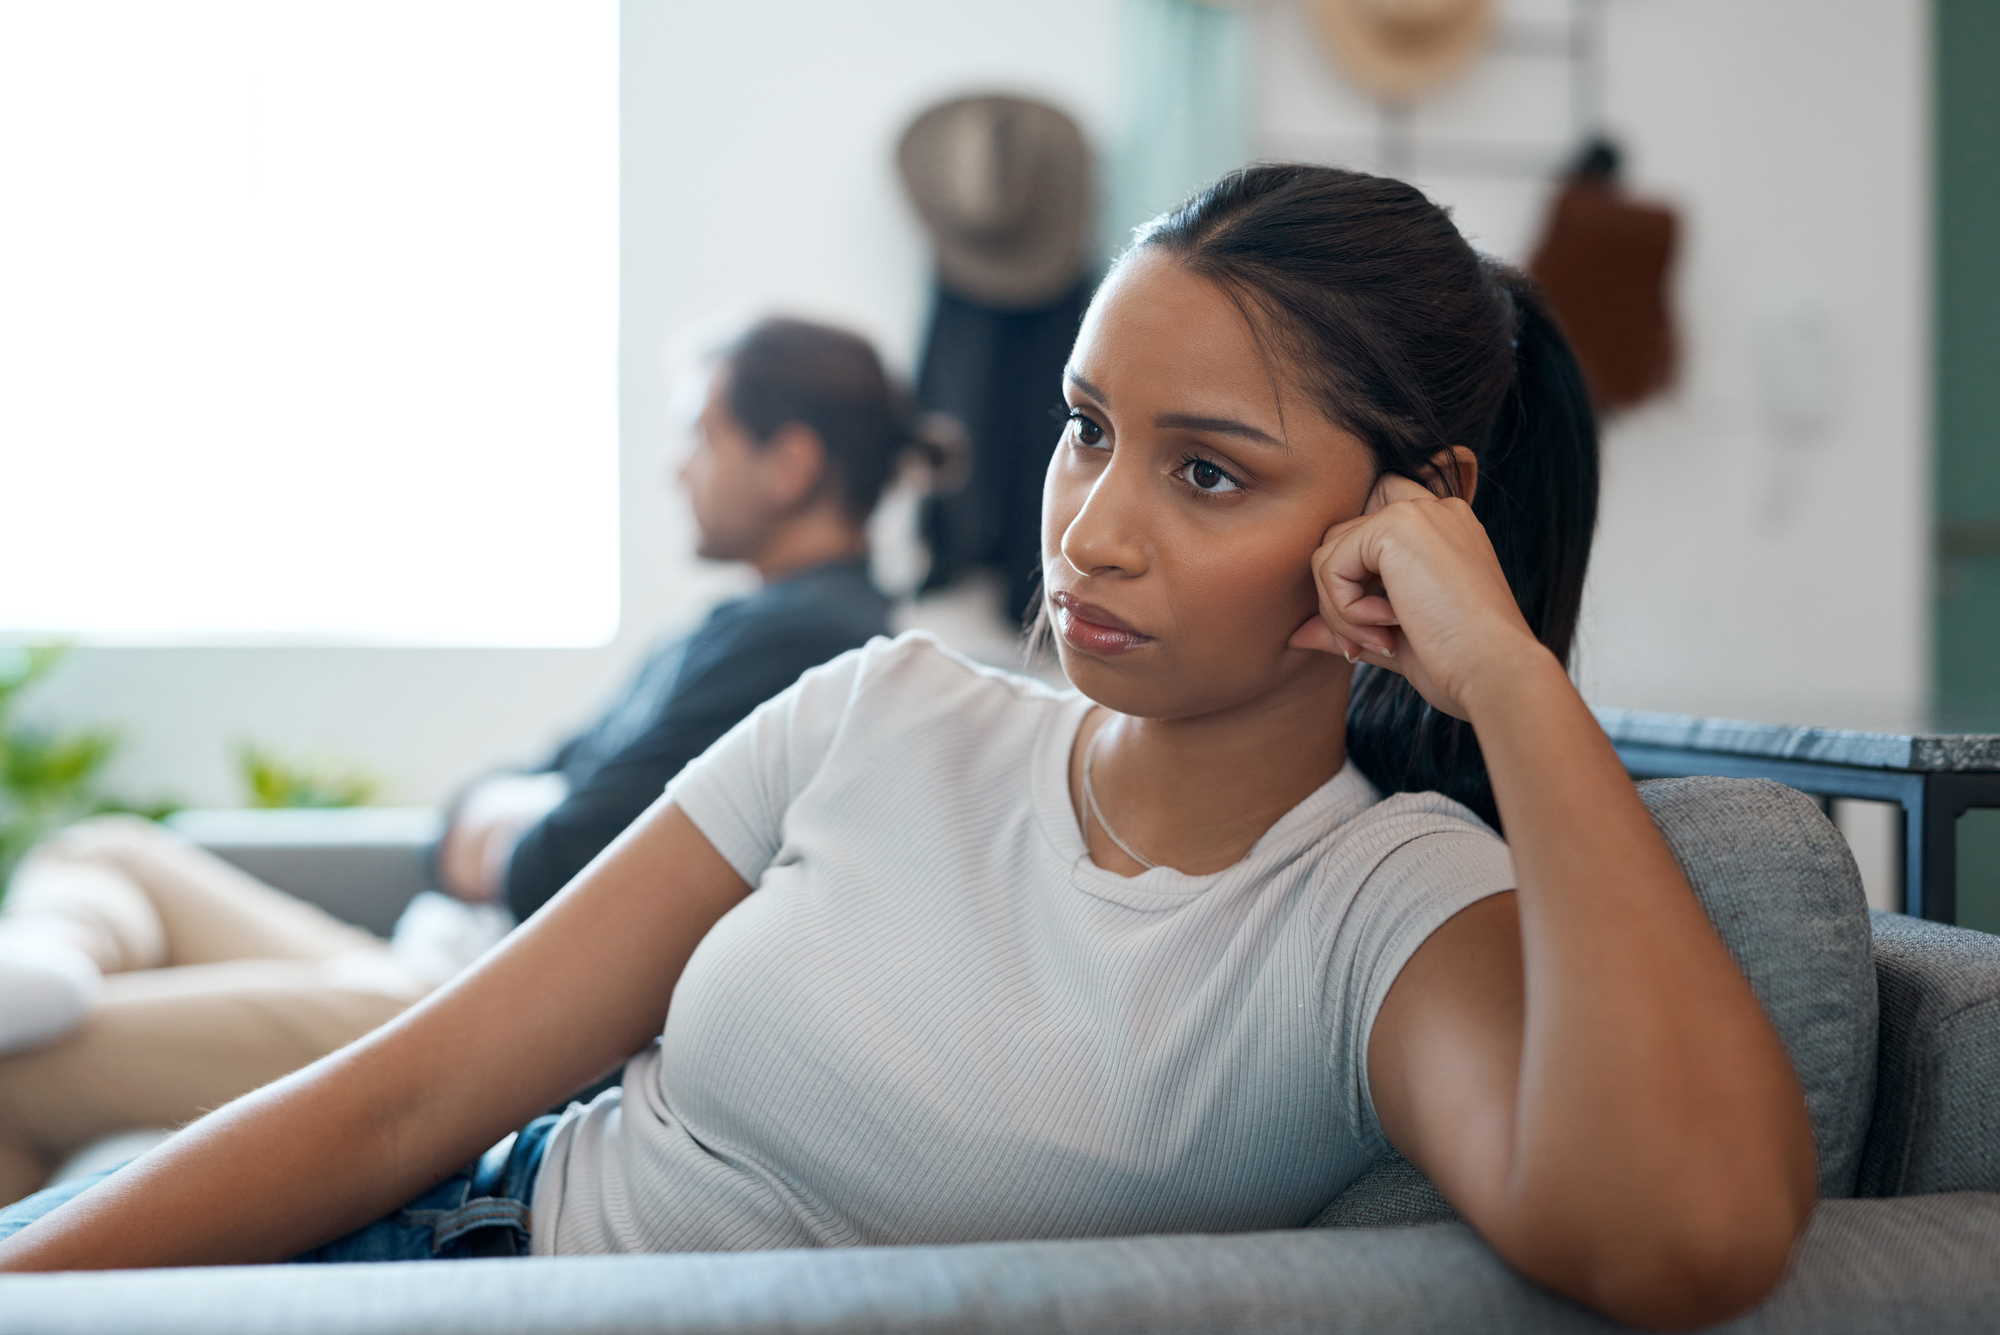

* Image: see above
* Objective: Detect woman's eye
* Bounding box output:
[1176,456,1241,494]
[1066,410,1105,447]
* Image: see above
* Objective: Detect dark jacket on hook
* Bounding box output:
[916,277,1094,625]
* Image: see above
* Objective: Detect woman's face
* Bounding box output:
[1042,250,1378,721]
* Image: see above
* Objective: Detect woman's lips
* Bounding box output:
[1051,592,1153,656]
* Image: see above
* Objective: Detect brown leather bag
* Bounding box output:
[1529,171,1679,412]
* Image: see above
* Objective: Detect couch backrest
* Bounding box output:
[1643,778,1878,1196]
[1315,775,1879,1228]
[1858,911,2000,1196]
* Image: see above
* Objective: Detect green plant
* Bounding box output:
[235,741,381,809]
[0,644,176,891]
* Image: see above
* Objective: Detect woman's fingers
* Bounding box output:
[1287,613,1344,656]
[1302,472,1487,663]
[1363,470,1438,515]
[1310,528,1401,655]
[1289,612,1373,659]
[1287,612,1406,669]
[1299,469,1539,721]
[1290,599,1398,663]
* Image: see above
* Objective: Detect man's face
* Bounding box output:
[678,368,779,563]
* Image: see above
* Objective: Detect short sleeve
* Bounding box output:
[1319,808,1517,1158]
[663,638,881,886]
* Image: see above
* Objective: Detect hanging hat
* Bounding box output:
[897,95,1092,310]
[1308,0,1494,103]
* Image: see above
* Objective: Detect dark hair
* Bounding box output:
[1134,165,1600,829]
[723,317,963,524]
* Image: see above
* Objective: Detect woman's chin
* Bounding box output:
[1056,645,1191,719]
[1058,636,1352,726]
[1056,640,1137,690]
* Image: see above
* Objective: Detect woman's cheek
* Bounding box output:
[1179,537,1311,646]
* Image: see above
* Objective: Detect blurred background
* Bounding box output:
[0,0,1992,912]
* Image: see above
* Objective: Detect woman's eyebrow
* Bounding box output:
[1066,368,1287,451]
[1153,412,1289,451]
[1064,367,1108,404]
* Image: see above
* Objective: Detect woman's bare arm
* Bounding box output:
[1367,675,1815,1328]
[1305,474,1816,1330]
[0,799,750,1272]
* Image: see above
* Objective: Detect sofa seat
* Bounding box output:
[2,1195,1996,1335]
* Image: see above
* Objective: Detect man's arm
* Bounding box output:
[505,625,868,920]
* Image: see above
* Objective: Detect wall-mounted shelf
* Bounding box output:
[1270,0,1606,181]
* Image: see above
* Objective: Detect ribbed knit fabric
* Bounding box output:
[531,634,1515,1256]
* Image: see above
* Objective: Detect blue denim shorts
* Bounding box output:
[0,1115,556,1263]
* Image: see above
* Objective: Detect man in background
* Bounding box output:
[0,318,951,1205]
[436,317,936,919]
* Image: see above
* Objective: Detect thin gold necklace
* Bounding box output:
[1082,719,1159,872]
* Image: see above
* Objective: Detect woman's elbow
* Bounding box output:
[1576,1195,1811,1331]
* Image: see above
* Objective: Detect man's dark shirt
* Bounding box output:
[502,559,890,920]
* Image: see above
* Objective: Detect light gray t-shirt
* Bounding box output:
[531,632,1514,1255]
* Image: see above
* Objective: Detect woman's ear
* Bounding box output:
[1429,446,1479,504]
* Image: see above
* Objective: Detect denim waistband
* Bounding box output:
[473,1114,556,1203]
[295,1113,559,1263]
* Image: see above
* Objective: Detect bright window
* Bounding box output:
[0,2,619,646]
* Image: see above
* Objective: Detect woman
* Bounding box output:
[0,316,942,1206]
[0,168,1813,1329]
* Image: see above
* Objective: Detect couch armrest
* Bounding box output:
[1,1197,1996,1334]
[1858,911,2000,1196]
[163,808,443,937]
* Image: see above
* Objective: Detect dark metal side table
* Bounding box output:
[1596,709,2000,925]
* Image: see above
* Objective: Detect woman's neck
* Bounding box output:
[1068,670,1353,877]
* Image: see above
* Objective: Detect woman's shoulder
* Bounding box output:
[1294,782,1516,969]
[1314,785,1513,909]
[772,630,1078,758]
[839,629,1077,711]
[1289,777,1509,902]
[1346,786,1501,842]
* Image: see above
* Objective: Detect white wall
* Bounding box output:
[25,0,1122,809]
[27,0,1931,811]
[1260,0,1932,732]
[1582,0,1929,732]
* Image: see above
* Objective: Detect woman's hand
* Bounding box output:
[1287,469,1553,720]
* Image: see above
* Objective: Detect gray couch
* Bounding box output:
[3,777,1996,1333]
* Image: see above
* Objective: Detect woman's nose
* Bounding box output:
[1060,458,1150,578]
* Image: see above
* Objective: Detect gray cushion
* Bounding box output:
[1309,1153,1458,1229]
[1319,776,1878,1227]
[1858,911,2000,1196]
[0,1196,1993,1333]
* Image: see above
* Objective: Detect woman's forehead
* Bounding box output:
[1071,251,1315,429]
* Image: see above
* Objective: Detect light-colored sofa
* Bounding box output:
[3,776,1996,1333]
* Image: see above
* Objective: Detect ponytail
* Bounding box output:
[1476,273,1599,664]
[724,317,969,523]
[1344,272,1599,829]
[1135,167,1599,830]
